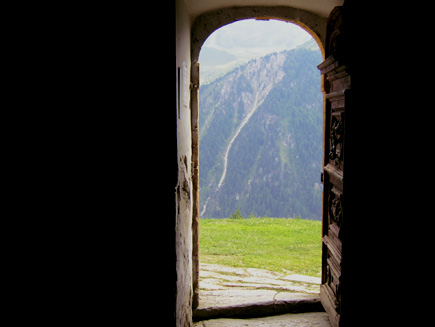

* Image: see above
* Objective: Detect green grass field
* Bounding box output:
[199,218,322,277]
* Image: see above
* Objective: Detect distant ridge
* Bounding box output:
[199,23,315,85]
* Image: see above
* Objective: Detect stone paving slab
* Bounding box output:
[201,264,251,277]
[199,263,320,294]
[197,289,277,309]
[221,282,311,293]
[196,290,319,310]
[195,264,325,324]
[194,312,331,327]
[193,289,322,321]
[282,274,320,284]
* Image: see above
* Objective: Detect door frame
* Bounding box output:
[190,5,333,312]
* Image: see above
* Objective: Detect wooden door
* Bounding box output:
[317,6,348,327]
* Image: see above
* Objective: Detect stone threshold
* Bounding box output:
[193,312,331,327]
[193,289,323,321]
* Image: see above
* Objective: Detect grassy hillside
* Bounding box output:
[199,218,321,277]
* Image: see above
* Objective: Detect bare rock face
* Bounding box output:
[199,48,323,219]
[200,53,288,217]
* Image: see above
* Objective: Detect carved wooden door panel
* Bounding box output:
[317,6,348,327]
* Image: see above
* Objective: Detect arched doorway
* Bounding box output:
[190,5,326,306]
[190,6,347,327]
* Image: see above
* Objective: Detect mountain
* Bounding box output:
[199,21,312,85]
[199,45,323,220]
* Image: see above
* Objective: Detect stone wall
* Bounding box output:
[176,1,194,326]
[176,2,328,326]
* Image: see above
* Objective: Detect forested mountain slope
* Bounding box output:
[199,44,323,220]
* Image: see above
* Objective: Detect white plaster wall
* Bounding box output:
[176,1,193,326]
[183,0,343,18]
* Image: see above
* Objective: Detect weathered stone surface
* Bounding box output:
[274,293,323,314]
[274,292,318,302]
[199,263,320,294]
[197,289,276,309]
[194,289,322,321]
[200,279,227,290]
[282,274,321,284]
[194,312,331,327]
[201,264,250,277]
[244,267,283,279]
[221,282,311,293]
[194,264,323,321]
[194,289,276,320]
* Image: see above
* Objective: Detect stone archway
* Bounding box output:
[190,6,328,309]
